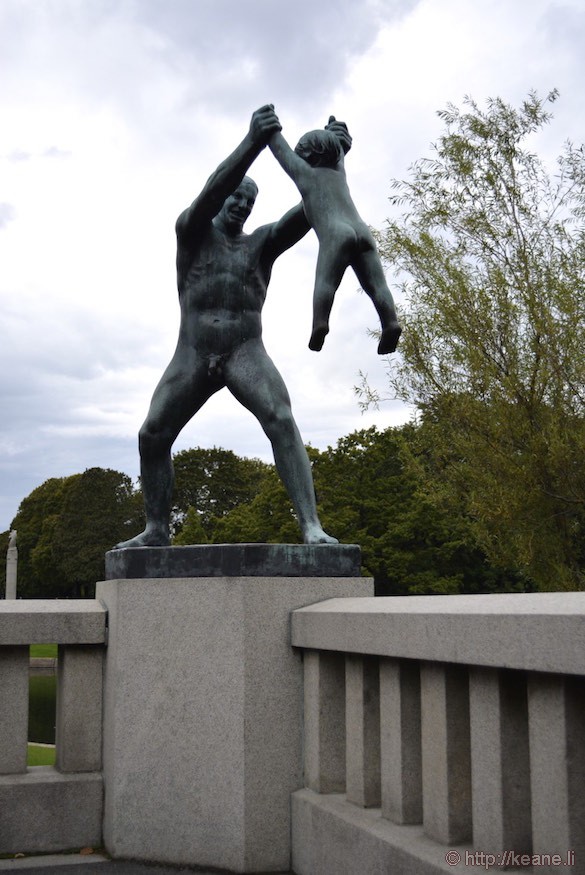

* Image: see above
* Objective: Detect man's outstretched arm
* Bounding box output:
[262,202,310,261]
[176,104,281,242]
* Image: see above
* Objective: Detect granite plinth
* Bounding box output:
[105,543,361,580]
[97,573,373,871]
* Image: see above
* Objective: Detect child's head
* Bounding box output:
[294,129,343,168]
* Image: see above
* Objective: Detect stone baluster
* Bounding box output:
[345,654,380,807]
[303,649,346,793]
[528,674,585,869]
[0,646,29,774]
[56,645,104,773]
[420,662,472,844]
[469,667,531,856]
[379,657,422,824]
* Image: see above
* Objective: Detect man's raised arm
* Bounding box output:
[176,105,281,242]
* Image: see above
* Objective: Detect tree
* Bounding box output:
[173,506,209,545]
[367,90,585,590]
[171,447,272,539]
[9,468,143,598]
[0,529,11,596]
[310,426,523,595]
[209,467,300,544]
[8,477,70,598]
[208,426,521,595]
[51,468,144,596]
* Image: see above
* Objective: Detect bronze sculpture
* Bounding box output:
[116,105,350,548]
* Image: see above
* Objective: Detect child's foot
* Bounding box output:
[309,324,329,351]
[378,323,402,355]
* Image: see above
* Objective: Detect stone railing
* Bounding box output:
[2,585,584,874]
[0,600,106,855]
[291,593,585,875]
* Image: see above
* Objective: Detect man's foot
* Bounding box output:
[378,322,402,355]
[309,324,329,352]
[112,527,171,550]
[302,523,339,545]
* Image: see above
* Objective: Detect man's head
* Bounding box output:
[294,129,343,168]
[218,176,258,234]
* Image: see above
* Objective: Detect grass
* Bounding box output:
[27,744,56,766]
[29,674,56,744]
[26,647,58,766]
[30,644,58,658]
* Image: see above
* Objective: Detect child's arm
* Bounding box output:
[269,131,312,191]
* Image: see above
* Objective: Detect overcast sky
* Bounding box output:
[1,0,584,532]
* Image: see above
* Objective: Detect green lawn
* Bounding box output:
[27,744,56,766]
[28,648,58,761]
[29,675,56,744]
[30,644,58,658]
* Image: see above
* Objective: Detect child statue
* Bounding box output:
[269,117,401,354]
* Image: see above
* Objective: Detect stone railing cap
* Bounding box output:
[0,600,106,644]
[292,593,585,675]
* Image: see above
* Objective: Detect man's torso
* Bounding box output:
[176,223,273,356]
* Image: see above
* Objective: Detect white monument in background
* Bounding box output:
[5,529,17,599]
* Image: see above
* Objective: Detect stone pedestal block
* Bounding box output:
[97,555,371,873]
[105,543,362,580]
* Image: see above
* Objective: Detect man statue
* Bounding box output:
[116,105,351,549]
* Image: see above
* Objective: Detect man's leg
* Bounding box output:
[114,353,220,548]
[225,340,338,544]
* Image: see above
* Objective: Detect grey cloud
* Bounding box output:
[0,300,153,528]
[0,0,420,122]
[43,146,72,159]
[0,429,140,533]
[134,0,420,111]
[5,148,71,162]
[7,149,32,162]
[0,203,16,229]
[1,300,161,387]
[542,2,585,43]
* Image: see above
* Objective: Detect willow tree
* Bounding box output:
[369,91,585,590]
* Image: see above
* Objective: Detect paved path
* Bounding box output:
[0,854,293,875]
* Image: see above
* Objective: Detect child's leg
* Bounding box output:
[352,249,401,355]
[310,238,349,351]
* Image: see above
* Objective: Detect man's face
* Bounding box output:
[219,180,257,233]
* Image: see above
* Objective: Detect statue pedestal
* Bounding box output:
[98,545,371,873]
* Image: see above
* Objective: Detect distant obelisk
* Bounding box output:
[5,530,17,599]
